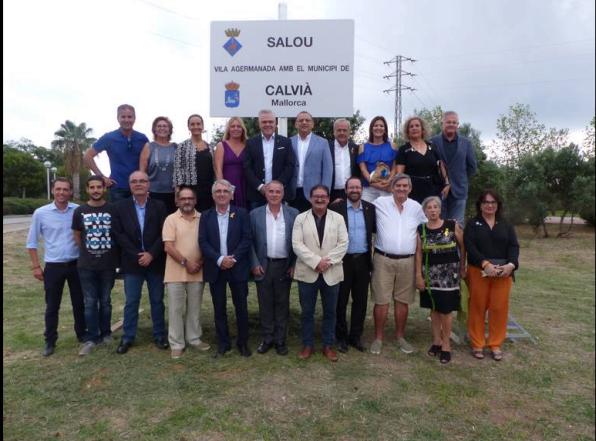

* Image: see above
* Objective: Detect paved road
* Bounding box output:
[3,215,33,233]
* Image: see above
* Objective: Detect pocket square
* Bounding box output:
[276,146,286,150]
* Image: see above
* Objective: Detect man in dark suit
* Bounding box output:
[249,181,299,356]
[329,118,360,203]
[112,170,168,354]
[199,179,252,357]
[243,109,296,209]
[329,176,376,352]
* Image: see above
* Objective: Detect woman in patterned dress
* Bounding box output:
[415,195,465,364]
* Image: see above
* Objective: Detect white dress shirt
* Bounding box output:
[374,196,427,255]
[262,133,275,184]
[265,205,288,258]
[296,133,312,188]
[216,206,230,266]
[333,140,352,189]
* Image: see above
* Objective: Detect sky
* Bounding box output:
[4,0,595,167]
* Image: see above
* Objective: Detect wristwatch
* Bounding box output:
[180,258,187,267]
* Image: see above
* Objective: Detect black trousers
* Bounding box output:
[255,259,291,345]
[336,253,370,343]
[209,273,249,351]
[43,261,86,344]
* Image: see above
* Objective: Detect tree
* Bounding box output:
[491,103,568,167]
[583,116,595,158]
[3,145,45,198]
[51,121,96,199]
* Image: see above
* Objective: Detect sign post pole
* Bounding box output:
[277,2,288,137]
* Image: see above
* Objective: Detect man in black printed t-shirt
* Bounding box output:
[72,175,119,356]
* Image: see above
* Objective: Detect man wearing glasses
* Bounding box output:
[84,104,149,202]
[112,171,168,354]
[292,185,348,362]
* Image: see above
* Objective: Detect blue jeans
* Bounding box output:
[441,195,467,227]
[298,276,339,347]
[78,268,115,343]
[109,188,131,203]
[122,271,166,343]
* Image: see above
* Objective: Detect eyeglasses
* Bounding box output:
[214,189,231,194]
[130,179,149,184]
[178,197,196,201]
[312,195,329,200]
[481,200,498,205]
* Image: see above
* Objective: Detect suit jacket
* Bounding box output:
[430,133,477,200]
[249,204,299,281]
[329,199,376,269]
[243,134,295,203]
[292,209,348,285]
[290,133,333,199]
[112,197,167,274]
[328,139,360,190]
[198,205,251,283]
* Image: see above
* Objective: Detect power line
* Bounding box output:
[383,55,416,137]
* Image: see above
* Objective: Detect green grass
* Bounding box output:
[3,226,595,441]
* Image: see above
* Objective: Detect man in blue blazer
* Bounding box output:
[431,111,477,227]
[249,181,299,356]
[199,179,252,357]
[243,109,296,208]
[290,111,333,212]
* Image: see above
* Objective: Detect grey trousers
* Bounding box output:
[166,282,205,350]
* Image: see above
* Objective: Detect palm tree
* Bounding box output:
[52,120,96,199]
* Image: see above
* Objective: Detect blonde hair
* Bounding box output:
[223,117,247,143]
[401,116,429,142]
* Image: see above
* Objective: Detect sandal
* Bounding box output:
[472,349,485,360]
[439,351,451,364]
[491,350,503,361]
[427,344,441,357]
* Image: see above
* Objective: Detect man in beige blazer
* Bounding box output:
[292,185,348,362]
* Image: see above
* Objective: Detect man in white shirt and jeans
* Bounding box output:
[370,174,427,355]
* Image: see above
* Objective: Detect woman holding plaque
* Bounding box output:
[173,114,215,212]
[357,116,398,202]
[139,116,177,214]
[395,116,449,204]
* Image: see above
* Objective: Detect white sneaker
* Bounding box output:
[398,337,414,354]
[78,341,96,356]
[370,339,383,355]
[189,340,211,351]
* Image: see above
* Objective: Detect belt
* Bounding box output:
[374,248,413,260]
[346,252,367,259]
[45,260,77,267]
[267,257,288,262]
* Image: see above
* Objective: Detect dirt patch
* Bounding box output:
[81,367,110,391]
[3,349,40,364]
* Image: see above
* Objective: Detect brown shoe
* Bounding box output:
[298,346,314,360]
[322,346,338,362]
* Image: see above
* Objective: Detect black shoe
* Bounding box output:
[237,344,252,357]
[42,343,55,357]
[154,337,169,350]
[427,344,442,357]
[440,351,452,364]
[337,340,349,353]
[275,343,289,356]
[349,339,366,352]
[116,340,132,354]
[213,345,231,359]
[256,341,274,354]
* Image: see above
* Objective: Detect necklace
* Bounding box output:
[154,144,172,172]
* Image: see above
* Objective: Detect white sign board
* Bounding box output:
[210,20,354,117]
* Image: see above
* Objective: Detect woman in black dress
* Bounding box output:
[415,196,465,364]
[173,114,215,212]
[396,116,450,203]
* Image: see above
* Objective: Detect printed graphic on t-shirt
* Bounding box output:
[83,212,113,256]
